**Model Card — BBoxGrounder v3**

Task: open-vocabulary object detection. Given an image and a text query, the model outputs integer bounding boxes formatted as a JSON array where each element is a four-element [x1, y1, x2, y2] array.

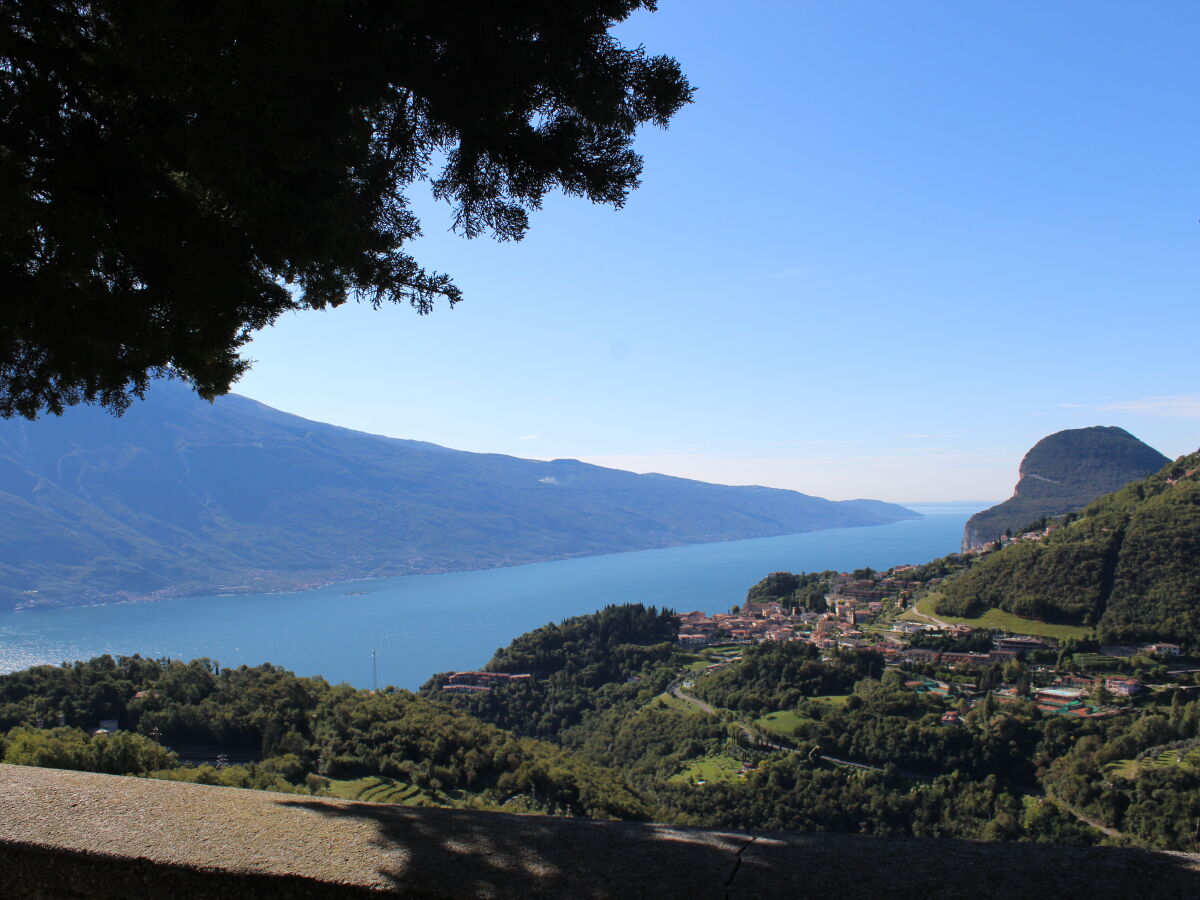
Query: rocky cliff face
[[962, 426, 1169, 550]]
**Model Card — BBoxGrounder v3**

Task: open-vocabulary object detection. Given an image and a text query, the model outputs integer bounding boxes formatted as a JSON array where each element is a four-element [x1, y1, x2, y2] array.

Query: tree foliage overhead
[[0, 1, 692, 417]]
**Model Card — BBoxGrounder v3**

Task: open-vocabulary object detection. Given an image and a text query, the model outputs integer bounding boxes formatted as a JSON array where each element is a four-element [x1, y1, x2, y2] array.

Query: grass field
[[1105, 758, 1141, 779], [753, 709, 813, 738], [1105, 746, 1200, 780], [669, 754, 746, 785], [1072, 652, 1126, 671], [811, 693, 852, 708], [326, 776, 428, 805], [902, 594, 1092, 640]]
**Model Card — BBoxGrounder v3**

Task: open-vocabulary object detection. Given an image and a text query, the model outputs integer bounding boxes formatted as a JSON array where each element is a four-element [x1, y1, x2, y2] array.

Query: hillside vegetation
[[10, 601, 1200, 852], [422, 604, 680, 740], [962, 427, 1169, 551], [0, 655, 645, 819], [939, 452, 1200, 644]]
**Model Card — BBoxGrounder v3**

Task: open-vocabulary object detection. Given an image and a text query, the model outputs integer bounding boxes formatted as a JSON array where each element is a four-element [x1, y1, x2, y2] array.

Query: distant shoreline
[[2, 512, 958, 617]]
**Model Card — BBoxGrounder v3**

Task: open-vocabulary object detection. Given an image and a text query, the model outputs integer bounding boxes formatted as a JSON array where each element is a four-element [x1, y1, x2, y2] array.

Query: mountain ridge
[[0, 382, 917, 610], [961, 426, 1169, 551], [939, 448, 1200, 642]]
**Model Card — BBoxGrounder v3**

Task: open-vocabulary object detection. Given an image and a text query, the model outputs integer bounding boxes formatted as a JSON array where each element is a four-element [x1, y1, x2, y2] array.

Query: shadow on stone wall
[[281, 797, 1200, 899], [280, 799, 748, 898], [4, 762, 1200, 899]]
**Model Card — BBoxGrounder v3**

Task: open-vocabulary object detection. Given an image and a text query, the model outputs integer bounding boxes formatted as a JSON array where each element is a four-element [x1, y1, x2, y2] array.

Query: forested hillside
[[423, 604, 680, 740], [962, 427, 1169, 551], [8, 595, 1200, 853], [939, 452, 1200, 643], [0, 655, 644, 819]]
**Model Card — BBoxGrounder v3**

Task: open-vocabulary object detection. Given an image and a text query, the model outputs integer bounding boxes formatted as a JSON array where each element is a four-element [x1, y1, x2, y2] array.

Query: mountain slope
[[938, 451, 1200, 643], [961, 426, 1169, 550], [0, 382, 916, 609]]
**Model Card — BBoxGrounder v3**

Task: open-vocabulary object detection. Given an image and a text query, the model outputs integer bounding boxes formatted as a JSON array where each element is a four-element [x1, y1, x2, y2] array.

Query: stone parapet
[[2, 764, 1199, 898]]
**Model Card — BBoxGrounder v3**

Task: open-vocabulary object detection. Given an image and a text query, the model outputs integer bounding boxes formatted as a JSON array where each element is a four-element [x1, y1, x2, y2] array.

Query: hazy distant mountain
[[961, 426, 1170, 550], [0, 382, 917, 610]]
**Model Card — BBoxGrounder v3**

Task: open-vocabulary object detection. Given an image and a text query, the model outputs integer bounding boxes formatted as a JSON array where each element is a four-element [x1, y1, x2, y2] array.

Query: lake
[[0, 503, 980, 688]]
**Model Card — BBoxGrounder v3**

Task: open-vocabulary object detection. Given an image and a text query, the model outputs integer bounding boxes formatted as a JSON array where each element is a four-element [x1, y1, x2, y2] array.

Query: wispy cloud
[[518, 434, 540, 441], [1061, 395, 1200, 418]]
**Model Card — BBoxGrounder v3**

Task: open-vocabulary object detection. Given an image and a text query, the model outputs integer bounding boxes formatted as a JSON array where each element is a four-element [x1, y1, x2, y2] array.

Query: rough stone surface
[[3, 764, 1200, 898]]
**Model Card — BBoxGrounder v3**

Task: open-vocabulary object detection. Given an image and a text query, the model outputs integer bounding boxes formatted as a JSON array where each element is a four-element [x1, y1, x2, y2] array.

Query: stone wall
[[2, 764, 1199, 898]]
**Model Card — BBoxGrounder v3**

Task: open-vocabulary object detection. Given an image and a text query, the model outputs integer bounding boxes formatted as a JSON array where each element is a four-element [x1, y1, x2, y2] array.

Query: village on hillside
[[435, 550, 1193, 719], [675, 564, 1192, 719], [434, 517, 1195, 722]]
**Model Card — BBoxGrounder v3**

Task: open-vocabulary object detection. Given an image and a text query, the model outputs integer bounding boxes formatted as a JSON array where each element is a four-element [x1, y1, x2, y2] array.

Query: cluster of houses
[[964, 522, 1061, 556], [1102, 642, 1183, 658], [677, 586, 1055, 672], [440, 671, 531, 694], [878, 634, 1048, 669], [677, 601, 823, 647], [677, 561, 1187, 688], [908, 672, 1144, 720], [677, 574, 919, 651]]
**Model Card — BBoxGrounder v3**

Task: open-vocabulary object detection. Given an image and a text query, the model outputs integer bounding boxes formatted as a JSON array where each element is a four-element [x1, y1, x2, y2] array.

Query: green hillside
[[938, 451, 1200, 644]]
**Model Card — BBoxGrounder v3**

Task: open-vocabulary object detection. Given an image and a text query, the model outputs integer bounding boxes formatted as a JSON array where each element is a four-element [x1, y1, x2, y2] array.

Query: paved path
[[1045, 791, 1127, 840], [673, 687, 770, 746], [672, 687, 716, 716], [674, 688, 935, 780], [903, 599, 954, 629]]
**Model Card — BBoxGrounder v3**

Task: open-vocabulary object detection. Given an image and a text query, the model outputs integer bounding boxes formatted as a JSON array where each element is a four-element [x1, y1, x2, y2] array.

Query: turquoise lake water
[[0, 503, 980, 688]]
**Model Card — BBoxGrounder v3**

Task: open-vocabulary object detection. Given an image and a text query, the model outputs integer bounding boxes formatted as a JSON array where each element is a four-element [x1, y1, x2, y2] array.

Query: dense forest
[[421, 604, 680, 740], [744, 570, 840, 611], [0, 654, 644, 819], [939, 452, 1200, 644]]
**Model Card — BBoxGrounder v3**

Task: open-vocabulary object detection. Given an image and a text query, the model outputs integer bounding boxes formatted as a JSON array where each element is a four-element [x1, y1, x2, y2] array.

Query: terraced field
[[326, 776, 429, 805], [1105, 745, 1200, 780]]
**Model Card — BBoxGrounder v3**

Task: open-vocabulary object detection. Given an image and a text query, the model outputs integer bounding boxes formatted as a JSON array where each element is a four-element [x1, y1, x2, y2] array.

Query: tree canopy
[[0, 1, 692, 417]]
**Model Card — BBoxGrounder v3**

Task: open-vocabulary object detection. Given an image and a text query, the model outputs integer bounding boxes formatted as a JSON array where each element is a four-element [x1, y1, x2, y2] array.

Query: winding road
[[671, 687, 917, 776]]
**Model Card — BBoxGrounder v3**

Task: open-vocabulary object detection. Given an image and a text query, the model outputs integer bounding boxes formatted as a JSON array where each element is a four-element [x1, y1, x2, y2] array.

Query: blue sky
[[236, 1, 1200, 503]]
